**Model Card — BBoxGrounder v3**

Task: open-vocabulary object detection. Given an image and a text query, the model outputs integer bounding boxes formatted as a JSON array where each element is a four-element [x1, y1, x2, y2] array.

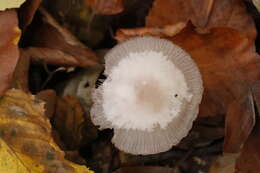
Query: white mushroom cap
[[91, 37, 203, 155]]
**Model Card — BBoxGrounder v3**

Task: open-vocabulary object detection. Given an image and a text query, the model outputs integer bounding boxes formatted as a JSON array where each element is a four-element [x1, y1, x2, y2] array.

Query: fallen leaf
[[85, 0, 124, 15], [146, 0, 256, 41], [236, 108, 260, 172], [115, 22, 187, 42], [208, 153, 239, 173], [0, 89, 93, 173], [21, 47, 98, 67], [224, 90, 255, 153], [170, 26, 260, 117], [53, 95, 98, 150], [11, 51, 30, 92], [115, 25, 260, 117], [44, 0, 110, 47], [65, 151, 87, 165], [251, 81, 260, 112], [36, 89, 57, 119], [18, 0, 42, 30], [0, 0, 26, 11], [25, 8, 100, 67], [0, 10, 21, 97]]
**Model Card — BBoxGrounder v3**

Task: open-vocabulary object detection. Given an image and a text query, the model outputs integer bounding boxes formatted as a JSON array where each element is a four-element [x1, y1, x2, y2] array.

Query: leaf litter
[[0, 0, 259, 173]]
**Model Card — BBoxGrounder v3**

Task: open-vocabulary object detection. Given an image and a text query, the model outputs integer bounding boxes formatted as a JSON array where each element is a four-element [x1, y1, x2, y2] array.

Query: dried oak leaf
[[0, 10, 21, 97], [235, 82, 260, 173], [0, 89, 93, 173], [115, 25, 260, 117], [18, 0, 42, 30], [25, 8, 100, 67], [85, 0, 124, 15], [146, 0, 256, 41], [0, 0, 26, 11], [53, 95, 98, 150], [224, 90, 255, 153]]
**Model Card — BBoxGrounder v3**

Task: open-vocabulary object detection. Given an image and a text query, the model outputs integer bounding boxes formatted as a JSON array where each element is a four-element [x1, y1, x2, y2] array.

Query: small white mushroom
[[91, 36, 203, 155]]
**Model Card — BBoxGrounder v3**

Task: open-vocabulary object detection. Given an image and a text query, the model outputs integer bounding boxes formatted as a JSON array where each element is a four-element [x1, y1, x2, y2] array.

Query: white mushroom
[[91, 36, 203, 155]]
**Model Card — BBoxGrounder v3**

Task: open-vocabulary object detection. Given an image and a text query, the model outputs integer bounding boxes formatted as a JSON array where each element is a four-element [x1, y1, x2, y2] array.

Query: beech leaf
[[146, 0, 256, 41], [0, 89, 93, 173]]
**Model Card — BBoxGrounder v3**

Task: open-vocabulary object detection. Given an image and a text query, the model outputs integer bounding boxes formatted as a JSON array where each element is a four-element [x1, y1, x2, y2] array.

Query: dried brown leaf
[[0, 10, 21, 97], [146, 0, 256, 41], [115, 25, 260, 117], [115, 22, 187, 42], [11, 51, 30, 92], [252, 81, 260, 112], [53, 95, 98, 150], [36, 89, 57, 119], [21, 47, 97, 67], [27, 8, 100, 67], [224, 91, 255, 153], [85, 0, 124, 15], [236, 108, 260, 172], [0, 89, 93, 173], [18, 0, 42, 30]]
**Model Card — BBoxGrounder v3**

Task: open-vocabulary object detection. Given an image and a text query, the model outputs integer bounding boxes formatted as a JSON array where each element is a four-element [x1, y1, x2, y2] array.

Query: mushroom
[[91, 36, 203, 155]]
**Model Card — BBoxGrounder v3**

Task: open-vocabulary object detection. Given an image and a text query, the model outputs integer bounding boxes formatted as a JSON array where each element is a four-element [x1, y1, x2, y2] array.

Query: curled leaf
[[26, 8, 100, 67], [146, 0, 256, 41], [0, 89, 93, 173], [224, 91, 255, 153]]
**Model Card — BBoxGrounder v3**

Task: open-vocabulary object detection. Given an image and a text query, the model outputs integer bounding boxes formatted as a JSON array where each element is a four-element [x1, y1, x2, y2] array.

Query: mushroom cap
[[91, 36, 203, 155]]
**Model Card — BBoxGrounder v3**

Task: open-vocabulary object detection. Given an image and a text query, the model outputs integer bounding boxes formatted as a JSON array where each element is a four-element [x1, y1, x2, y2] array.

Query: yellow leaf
[[0, 89, 93, 173], [0, 0, 26, 11], [253, 0, 260, 13]]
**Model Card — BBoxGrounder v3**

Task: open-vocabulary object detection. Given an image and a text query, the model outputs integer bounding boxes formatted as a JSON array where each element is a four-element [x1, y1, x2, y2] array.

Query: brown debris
[[115, 24, 260, 117], [27, 8, 100, 67], [236, 107, 260, 172], [114, 166, 181, 173], [85, 0, 124, 15], [18, 0, 42, 30], [146, 0, 256, 41], [0, 10, 20, 97], [36, 89, 57, 119], [11, 50, 30, 92], [115, 22, 187, 42], [224, 90, 255, 153], [53, 95, 98, 150]]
